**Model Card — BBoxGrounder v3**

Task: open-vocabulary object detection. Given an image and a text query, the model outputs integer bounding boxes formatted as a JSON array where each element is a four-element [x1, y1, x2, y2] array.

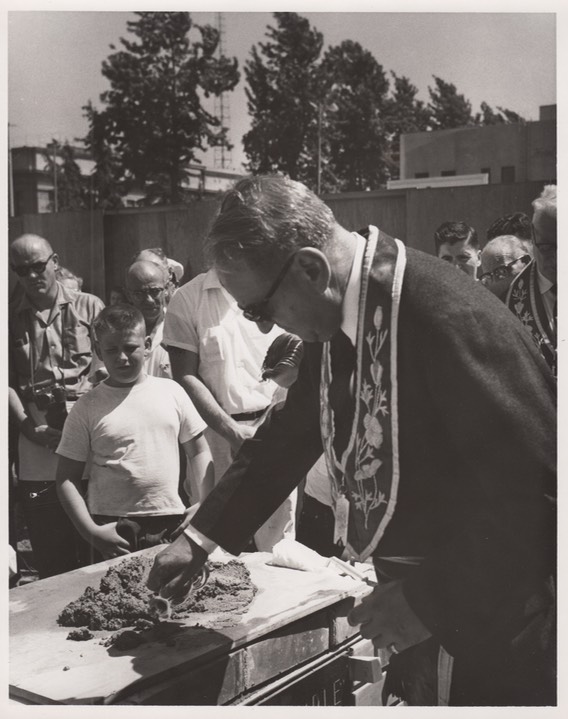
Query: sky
[[6, 4, 558, 172]]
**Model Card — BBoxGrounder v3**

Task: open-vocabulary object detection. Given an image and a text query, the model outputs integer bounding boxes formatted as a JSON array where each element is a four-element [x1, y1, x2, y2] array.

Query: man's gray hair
[[532, 185, 557, 218], [205, 175, 336, 271], [482, 234, 533, 259]]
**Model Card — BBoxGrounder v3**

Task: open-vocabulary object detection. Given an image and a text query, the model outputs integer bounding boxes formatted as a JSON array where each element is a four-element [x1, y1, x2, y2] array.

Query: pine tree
[[427, 75, 474, 130], [243, 12, 323, 182], [384, 73, 432, 180], [85, 12, 239, 205], [315, 40, 391, 192], [82, 101, 124, 209]]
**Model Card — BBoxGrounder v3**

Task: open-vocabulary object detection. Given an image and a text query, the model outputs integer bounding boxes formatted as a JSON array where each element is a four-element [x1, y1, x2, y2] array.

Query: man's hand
[[21, 420, 61, 451], [228, 422, 256, 452], [347, 580, 432, 653], [91, 522, 131, 559], [147, 533, 208, 604], [170, 504, 200, 541]]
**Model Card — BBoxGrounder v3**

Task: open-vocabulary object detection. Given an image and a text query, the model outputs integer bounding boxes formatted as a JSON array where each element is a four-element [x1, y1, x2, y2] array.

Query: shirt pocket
[[62, 323, 93, 364], [200, 326, 226, 364]]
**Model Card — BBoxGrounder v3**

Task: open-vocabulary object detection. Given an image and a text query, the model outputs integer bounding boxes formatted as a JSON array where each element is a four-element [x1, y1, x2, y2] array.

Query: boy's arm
[[56, 455, 130, 558], [181, 432, 215, 504], [170, 433, 214, 540]]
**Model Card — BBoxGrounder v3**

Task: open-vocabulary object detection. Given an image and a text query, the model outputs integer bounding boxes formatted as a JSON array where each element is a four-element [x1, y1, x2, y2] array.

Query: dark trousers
[[296, 493, 343, 559], [18, 481, 91, 579], [90, 514, 185, 564]]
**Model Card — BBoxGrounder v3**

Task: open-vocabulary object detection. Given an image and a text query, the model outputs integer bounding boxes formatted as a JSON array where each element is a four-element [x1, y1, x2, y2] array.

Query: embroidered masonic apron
[[320, 227, 406, 562], [507, 261, 556, 377]]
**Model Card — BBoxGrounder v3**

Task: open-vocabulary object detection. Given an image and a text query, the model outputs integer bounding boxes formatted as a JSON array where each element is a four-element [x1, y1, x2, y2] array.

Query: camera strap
[[28, 300, 68, 393]]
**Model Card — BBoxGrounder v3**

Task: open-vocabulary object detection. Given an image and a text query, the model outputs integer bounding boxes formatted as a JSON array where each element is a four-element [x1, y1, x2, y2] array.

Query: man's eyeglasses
[[241, 252, 298, 323], [11, 253, 55, 277], [479, 254, 531, 285], [131, 287, 165, 300]]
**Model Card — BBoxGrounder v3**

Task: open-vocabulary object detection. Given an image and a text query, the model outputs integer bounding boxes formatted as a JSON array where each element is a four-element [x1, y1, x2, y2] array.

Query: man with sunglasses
[[148, 175, 556, 706], [479, 234, 533, 300], [505, 185, 557, 377], [8, 233, 104, 578], [161, 262, 297, 550], [125, 259, 172, 378]]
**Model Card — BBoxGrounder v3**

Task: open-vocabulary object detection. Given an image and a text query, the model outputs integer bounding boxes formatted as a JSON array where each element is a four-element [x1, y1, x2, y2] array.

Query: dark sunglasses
[[241, 252, 298, 323], [11, 253, 55, 277], [479, 254, 531, 285], [131, 287, 165, 300]]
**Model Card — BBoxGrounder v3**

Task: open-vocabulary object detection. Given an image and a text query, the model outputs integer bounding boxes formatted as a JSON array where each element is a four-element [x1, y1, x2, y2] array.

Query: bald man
[[479, 235, 532, 300], [125, 260, 172, 378], [9, 234, 104, 578]]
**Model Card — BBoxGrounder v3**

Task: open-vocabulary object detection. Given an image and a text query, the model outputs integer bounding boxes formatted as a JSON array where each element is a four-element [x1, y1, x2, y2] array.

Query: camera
[[32, 383, 67, 411]]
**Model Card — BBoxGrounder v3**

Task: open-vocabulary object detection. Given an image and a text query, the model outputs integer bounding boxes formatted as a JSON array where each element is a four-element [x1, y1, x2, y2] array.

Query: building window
[[37, 191, 52, 214], [481, 167, 491, 183], [441, 170, 456, 177], [415, 172, 429, 179], [501, 166, 516, 184]]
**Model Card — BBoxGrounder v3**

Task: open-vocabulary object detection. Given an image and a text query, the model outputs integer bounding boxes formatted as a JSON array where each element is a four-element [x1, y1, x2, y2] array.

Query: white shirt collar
[[340, 232, 366, 346]]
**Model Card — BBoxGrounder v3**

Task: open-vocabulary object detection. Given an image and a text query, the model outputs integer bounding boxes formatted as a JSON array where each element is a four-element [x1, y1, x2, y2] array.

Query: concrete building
[[9, 144, 242, 216], [390, 105, 556, 190]]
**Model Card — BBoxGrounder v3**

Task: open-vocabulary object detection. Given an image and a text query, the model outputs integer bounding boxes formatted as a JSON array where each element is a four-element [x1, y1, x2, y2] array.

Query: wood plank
[[10, 547, 374, 704]]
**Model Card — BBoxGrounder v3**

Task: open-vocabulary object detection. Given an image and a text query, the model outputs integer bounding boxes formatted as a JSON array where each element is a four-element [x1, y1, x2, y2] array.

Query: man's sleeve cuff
[[183, 524, 219, 554]]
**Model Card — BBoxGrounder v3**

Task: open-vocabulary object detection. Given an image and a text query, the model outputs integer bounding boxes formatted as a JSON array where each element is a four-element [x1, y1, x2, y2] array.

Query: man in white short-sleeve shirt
[[163, 268, 296, 550]]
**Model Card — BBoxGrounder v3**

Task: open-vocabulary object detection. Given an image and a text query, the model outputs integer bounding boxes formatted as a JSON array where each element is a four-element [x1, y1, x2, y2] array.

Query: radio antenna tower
[[214, 12, 232, 170]]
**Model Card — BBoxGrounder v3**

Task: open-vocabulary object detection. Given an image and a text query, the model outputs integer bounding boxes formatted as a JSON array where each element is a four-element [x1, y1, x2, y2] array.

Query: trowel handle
[[191, 563, 210, 591]]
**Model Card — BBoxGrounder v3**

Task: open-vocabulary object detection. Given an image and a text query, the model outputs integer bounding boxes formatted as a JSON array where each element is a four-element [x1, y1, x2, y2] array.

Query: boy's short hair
[[433, 221, 478, 254], [92, 304, 145, 341]]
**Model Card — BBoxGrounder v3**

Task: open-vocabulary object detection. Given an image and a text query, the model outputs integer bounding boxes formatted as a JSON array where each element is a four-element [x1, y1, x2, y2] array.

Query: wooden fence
[[8, 180, 547, 300]]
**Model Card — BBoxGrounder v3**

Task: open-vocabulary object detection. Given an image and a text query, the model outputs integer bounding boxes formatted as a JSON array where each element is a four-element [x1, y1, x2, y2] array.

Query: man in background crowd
[[485, 211, 533, 243], [479, 235, 532, 300], [162, 264, 297, 550], [505, 185, 557, 377], [434, 220, 480, 279], [125, 259, 172, 379], [8, 234, 104, 578]]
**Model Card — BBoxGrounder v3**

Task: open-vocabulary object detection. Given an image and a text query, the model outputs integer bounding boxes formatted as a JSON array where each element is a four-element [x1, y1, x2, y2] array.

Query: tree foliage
[[475, 101, 526, 125], [244, 15, 527, 191], [85, 12, 239, 205], [243, 12, 323, 181], [82, 101, 124, 210], [384, 73, 432, 180], [43, 141, 87, 211], [315, 41, 391, 192], [427, 75, 475, 129]]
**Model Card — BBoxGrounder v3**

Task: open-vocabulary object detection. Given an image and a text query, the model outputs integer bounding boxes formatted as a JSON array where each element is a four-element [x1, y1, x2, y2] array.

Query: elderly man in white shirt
[[162, 267, 296, 550]]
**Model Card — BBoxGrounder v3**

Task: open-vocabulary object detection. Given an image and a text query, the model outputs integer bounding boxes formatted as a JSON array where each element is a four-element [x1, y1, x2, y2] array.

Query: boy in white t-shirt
[[56, 304, 213, 562]]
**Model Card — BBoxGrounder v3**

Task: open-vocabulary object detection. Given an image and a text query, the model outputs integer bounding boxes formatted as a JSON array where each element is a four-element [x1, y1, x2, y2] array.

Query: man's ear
[[293, 248, 330, 294], [52, 253, 60, 270], [144, 336, 152, 355]]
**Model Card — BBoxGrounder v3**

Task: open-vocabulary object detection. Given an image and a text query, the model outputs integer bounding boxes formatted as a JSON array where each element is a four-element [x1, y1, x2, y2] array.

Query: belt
[[231, 409, 266, 422]]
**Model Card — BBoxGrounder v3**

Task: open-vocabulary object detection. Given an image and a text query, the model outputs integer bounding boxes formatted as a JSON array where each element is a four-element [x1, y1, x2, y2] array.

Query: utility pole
[[317, 103, 323, 196], [8, 123, 16, 217], [52, 140, 59, 213]]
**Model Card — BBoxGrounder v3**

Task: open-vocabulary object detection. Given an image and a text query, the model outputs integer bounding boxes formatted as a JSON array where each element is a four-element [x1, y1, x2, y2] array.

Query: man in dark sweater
[[148, 175, 556, 706]]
